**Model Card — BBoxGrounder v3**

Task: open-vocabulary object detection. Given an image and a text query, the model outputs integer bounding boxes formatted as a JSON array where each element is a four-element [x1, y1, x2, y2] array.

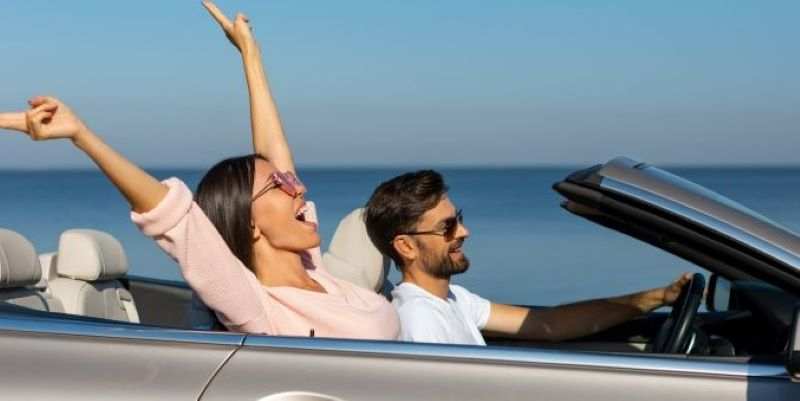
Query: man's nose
[[456, 222, 469, 239]]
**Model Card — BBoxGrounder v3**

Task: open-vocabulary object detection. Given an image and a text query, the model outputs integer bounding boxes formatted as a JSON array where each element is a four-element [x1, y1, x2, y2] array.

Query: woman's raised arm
[[0, 96, 168, 213], [203, 2, 296, 174]]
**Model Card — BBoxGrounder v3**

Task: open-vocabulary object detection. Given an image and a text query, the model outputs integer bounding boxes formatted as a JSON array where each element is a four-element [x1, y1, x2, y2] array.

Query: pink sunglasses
[[251, 171, 304, 202]]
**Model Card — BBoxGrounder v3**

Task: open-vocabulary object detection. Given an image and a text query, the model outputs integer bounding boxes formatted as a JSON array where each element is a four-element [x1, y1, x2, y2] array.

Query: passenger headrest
[[323, 208, 390, 293], [0, 229, 42, 289], [56, 229, 127, 281]]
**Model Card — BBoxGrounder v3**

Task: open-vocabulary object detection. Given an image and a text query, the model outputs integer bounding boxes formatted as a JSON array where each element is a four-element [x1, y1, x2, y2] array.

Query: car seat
[[0, 229, 64, 312], [322, 208, 393, 297], [48, 229, 139, 323]]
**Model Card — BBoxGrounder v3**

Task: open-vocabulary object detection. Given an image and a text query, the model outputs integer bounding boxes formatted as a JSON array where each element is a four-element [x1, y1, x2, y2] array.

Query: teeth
[[295, 205, 309, 218]]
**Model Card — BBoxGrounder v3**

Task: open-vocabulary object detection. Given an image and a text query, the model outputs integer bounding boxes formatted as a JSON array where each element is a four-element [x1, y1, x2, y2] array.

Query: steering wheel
[[651, 273, 705, 354]]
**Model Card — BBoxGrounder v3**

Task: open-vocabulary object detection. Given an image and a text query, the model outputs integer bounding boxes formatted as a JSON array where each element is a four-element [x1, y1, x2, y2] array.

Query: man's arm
[[483, 273, 692, 341]]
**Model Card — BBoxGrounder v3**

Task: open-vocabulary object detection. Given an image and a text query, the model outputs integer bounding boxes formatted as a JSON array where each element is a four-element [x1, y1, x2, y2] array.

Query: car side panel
[[0, 329, 237, 401], [202, 345, 767, 401]]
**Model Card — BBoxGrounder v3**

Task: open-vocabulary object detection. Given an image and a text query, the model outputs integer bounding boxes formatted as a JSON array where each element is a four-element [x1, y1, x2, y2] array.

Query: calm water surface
[[2, 167, 799, 305]]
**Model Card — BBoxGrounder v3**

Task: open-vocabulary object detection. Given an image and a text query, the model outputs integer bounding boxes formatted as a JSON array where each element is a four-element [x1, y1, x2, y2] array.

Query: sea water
[[2, 167, 799, 305]]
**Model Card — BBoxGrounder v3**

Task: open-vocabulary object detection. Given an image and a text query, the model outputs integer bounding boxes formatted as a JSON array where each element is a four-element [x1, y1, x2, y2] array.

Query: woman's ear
[[392, 236, 417, 264], [251, 220, 261, 242]]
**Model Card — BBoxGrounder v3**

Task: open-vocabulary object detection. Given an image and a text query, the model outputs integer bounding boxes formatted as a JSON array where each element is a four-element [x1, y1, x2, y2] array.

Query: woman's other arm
[[203, 2, 296, 174], [0, 96, 167, 213]]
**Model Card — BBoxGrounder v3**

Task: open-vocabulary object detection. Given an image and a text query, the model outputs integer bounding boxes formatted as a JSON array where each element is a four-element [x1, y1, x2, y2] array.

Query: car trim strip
[[0, 315, 245, 346], [243, 335, 788, 379]]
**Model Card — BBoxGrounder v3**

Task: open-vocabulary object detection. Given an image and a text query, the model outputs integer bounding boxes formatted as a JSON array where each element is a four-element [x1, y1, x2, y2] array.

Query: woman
[[0, 3, 399, 340]]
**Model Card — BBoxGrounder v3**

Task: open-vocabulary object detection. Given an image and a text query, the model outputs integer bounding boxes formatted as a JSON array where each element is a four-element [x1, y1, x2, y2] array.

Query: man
[[364, 170, 691, 345]]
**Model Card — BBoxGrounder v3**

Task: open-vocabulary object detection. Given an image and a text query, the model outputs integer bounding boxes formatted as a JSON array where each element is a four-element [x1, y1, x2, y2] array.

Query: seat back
[[0, 229, 64, 312], [322, 208, 391, 294], [48, 229, 139, 323]]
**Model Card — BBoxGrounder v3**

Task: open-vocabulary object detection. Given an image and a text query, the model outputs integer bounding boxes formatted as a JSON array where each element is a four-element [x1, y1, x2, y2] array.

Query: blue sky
[[1, 1, 798, 168]]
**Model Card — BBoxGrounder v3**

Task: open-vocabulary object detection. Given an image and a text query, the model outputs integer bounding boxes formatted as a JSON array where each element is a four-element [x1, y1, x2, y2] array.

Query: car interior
[[0, 205, 797, 365]]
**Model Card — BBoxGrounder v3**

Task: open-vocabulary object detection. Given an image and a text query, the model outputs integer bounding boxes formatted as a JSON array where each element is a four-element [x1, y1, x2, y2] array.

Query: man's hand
[[0, 96, 89, 143], [662, 272, 694, 306], [202, 2, 257, 54]]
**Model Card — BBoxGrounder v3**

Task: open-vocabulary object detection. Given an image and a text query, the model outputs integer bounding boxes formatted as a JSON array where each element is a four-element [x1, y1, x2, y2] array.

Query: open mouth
[[295, 204, 309, 222]]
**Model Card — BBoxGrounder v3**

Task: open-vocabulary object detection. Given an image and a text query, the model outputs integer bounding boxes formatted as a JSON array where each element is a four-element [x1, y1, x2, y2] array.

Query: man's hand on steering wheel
[[662, 272, 694, 306], [651, 272, 706, 354]]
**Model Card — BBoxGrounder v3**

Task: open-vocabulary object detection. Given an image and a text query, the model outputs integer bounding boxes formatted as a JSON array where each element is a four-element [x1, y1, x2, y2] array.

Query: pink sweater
[[131, 178, 399, 340]]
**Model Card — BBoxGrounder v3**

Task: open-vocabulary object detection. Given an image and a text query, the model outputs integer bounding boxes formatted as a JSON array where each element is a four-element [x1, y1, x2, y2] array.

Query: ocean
[[2, 167, 799, 306]]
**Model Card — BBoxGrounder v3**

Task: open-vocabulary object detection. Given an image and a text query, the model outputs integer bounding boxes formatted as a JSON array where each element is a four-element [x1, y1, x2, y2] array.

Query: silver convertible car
[[1, 157, 800, 401]]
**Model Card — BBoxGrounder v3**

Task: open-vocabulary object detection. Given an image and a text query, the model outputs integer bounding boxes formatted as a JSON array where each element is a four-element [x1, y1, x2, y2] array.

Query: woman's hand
[[0, 96, 89, 143], [202, 1, 257, 54]]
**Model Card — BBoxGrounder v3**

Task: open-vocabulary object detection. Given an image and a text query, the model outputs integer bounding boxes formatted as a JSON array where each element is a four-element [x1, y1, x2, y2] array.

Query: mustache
[[449, 239, 465, 251]]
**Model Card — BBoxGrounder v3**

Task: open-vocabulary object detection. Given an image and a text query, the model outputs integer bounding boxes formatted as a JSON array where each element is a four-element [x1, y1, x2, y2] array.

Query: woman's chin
[[275, 233, 321, 252], [305, 233, 321, 249]]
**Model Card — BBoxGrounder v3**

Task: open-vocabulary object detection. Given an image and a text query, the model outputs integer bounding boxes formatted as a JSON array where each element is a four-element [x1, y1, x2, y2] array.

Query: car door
[[200, 335, 799, 401], [0, 311, 244, 401]]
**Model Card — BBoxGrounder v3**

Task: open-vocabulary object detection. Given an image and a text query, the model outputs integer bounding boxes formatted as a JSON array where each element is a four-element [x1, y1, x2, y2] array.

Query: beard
[[419, 239, 470, 279]]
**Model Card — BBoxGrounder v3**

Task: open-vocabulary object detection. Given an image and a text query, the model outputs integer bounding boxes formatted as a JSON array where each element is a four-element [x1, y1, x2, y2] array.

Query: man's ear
[[393, 235, 417, 263]]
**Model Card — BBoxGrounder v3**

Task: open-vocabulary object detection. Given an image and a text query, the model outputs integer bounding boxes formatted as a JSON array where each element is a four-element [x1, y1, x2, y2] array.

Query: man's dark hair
[[364, 170, 448, 268], [195, 154, 265, 272]]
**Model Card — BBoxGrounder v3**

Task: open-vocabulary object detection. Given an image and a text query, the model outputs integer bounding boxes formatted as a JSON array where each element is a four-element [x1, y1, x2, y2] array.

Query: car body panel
[[0, 315, 243, 401], [202, 336, 800, 401]]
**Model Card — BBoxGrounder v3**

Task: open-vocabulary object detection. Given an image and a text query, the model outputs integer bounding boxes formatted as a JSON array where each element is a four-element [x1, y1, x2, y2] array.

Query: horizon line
[[3, 162, 800, 172]]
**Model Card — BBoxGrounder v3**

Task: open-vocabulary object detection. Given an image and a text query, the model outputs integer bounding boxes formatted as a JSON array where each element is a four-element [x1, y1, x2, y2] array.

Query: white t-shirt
[[391, 282, 491, 345]]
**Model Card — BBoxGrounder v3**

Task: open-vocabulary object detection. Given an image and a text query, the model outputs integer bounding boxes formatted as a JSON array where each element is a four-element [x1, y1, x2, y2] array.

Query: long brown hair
[[195, 154, 265, 271]]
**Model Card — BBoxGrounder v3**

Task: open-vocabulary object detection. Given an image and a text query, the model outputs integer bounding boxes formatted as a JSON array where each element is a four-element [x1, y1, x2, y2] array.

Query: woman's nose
[[295, 181, 308, 197]]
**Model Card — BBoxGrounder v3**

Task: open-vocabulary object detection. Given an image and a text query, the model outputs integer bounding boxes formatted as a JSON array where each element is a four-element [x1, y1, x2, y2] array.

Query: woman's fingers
[[27, 102, 56, 117], [26, 109, 54, 139], [0, 112, 28, 132], [233, 12, 253, 34], [202, 1, 233, 31], [28, 95, 59, 108]]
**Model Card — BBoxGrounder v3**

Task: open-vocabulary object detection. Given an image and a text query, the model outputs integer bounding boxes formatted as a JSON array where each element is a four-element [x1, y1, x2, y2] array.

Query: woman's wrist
[[71, 125, 96, 150], [240, 39, 261, 59]]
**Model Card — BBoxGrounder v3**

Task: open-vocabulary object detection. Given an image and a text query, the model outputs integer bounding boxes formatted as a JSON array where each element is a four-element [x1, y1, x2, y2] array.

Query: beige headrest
[[323, 208, 390, 293], [0, 229, 42, 289], [56, 229, 127, 281]]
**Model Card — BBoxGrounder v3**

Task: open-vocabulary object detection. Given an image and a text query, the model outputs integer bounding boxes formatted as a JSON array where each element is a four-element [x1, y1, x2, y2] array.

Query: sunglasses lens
[[445, 210, 463, 240], [275, 171, 303, 197]]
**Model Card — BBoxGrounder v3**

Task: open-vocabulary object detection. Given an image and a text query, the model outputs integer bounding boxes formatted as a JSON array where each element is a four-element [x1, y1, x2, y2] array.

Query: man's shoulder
[[393, 293, 443, 315], [391, 284, 448, 319], [392, 283, 434, 304], [448, 284, 484, 300]]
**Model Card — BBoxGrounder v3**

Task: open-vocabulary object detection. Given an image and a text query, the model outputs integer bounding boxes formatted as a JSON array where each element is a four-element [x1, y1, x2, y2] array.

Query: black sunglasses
[[399, 209, 463, 242]]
